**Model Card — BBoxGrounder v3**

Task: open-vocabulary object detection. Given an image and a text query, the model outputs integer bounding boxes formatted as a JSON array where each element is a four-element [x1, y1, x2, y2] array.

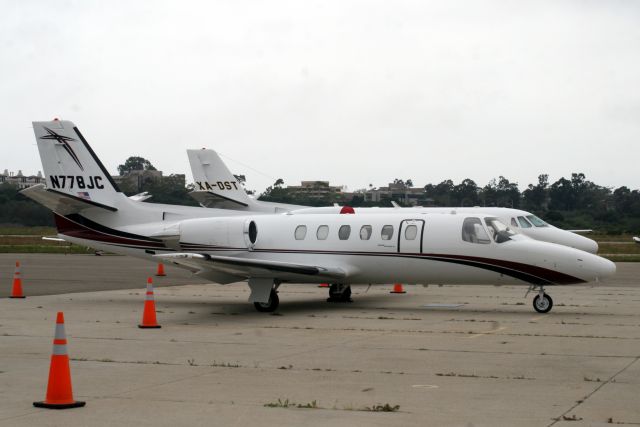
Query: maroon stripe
[[55, 214, 166, 249]]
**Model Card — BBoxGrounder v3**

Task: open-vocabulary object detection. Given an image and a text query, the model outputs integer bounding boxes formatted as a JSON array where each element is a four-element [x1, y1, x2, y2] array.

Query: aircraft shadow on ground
[[88, 291, 608, 325]]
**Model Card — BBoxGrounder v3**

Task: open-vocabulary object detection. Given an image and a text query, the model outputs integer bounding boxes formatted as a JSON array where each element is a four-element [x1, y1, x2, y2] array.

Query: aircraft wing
[[21, 184, 117, 215], [155, 252, 347, 281]]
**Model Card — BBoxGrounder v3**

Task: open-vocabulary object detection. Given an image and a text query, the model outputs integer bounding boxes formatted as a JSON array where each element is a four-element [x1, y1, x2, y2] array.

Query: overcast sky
[[2, 0, 639, 193]]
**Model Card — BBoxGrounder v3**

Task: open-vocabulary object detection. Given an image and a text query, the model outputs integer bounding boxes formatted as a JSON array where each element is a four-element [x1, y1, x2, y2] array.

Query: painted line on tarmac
[[467, 326, 507, 339]]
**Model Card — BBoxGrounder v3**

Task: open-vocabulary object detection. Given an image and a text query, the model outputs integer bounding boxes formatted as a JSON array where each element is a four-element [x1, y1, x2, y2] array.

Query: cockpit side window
[[517, 216, 532, 228], [485, 217, 516, 243], [526, 215, 548, 227], [511, 218, 518, 227], [461, 217, 491, 244]]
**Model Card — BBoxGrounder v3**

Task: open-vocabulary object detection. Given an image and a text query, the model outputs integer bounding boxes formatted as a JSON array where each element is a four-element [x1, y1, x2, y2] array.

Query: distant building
[[112, 169, 163, 193], [364, 182, 432, 206], [0, 170, 45, 189], [286, 181, 343, 198]]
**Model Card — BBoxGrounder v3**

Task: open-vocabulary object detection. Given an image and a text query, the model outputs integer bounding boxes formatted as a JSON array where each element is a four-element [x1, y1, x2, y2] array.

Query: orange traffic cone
[[139, 277, 161, 329], [10, 261, 25, 298], [390, 283, 406, 294], [318, 283, 330, 288], [155, 263, 166, 277], [33, 312, 85, 409]]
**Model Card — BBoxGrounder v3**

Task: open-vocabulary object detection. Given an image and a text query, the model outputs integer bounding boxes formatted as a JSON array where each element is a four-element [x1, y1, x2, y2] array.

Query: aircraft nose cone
[[582, 255, 616, 282], [573, 234, 599, 254], [597, 257, 617, 280]]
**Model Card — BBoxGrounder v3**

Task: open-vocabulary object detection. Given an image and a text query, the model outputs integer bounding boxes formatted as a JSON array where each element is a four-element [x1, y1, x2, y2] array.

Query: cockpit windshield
[[526, 215, 548, 227], [484, 217, 516, 243]]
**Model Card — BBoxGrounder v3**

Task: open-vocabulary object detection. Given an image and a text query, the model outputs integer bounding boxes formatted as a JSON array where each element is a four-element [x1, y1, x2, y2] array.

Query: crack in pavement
[[547, 355, 640, 427]]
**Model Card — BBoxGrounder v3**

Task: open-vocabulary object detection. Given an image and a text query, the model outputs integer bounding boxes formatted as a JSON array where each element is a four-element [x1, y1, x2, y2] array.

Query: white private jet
[[22, 120, 615, 314], [186, 148, 599, 254]]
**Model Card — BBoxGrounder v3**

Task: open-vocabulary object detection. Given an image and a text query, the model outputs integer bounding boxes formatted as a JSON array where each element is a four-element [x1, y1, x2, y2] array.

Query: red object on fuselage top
[[340, 206, 355, 214]]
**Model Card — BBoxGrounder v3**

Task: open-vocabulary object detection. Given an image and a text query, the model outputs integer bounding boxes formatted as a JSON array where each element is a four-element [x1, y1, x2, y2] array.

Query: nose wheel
[[533, 291, 553, 313]]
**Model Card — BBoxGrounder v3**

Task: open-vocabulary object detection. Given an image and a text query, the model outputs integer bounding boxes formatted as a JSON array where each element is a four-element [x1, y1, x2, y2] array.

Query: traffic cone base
[[34, 400, 86, 409], [10, 295, 26, 299], [390, 283, 406, 294], [138, 324, 161, 329], [318, 283, 330, 288]]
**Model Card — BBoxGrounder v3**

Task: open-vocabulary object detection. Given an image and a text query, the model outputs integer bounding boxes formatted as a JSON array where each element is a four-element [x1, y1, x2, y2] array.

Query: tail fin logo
[[40, 127, 84, 171]]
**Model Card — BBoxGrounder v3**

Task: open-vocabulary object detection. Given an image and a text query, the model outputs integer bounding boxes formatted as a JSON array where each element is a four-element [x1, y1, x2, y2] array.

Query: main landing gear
[[528, 285, 553, 314], [254, 285, 280, 312], [327, 283, 352, 303]]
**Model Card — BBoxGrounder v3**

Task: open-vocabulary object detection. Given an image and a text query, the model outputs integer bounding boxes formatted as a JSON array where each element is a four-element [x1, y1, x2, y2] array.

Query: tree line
[[259, 173, 640, 234], [1, 155, 638, 234]]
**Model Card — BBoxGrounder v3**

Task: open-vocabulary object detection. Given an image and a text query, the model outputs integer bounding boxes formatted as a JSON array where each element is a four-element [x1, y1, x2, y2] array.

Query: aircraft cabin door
[[398, 219, 425, 254]]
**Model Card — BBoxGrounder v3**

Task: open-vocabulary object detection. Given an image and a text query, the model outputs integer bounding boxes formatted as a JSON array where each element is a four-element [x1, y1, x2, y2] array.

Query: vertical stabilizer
[[32, 120, 121, 208], [187, 149, 252, 209]]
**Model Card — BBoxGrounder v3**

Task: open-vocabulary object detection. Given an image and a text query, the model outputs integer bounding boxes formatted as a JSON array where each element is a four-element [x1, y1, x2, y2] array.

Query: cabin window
[[339, 225, 351, 240], [404, 225, 418, 240], [294, 225, 307, 240], [316, 225, 329, 240], [511, 218, 518, 227], [381, 225, 394, 240], [517, 216, 532, 228], [360, 225, 372, 240], [526, 215, 548, 227], [461, 217, 491, 244]]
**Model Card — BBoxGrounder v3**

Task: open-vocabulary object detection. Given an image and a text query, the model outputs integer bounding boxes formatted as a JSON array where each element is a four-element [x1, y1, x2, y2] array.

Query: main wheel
[[254, 289, 279, 312], [328, 285, 352, 302], [533, 293, 553, 313]]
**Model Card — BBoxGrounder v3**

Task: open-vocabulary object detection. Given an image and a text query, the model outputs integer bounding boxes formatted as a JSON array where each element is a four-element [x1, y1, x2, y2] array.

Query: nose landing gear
[[528, 285, 553, 313]]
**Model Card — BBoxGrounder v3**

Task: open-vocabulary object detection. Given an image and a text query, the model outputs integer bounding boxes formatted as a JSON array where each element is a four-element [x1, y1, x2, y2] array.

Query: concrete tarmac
[[0, 255, 639, 426], [0, 254, 208, 297]]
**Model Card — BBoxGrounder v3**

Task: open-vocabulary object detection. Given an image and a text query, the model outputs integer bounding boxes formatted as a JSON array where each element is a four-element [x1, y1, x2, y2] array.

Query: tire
[[533, 293, 553, 313], [328, 285, 351, 302], [254, 289, 279, 312]]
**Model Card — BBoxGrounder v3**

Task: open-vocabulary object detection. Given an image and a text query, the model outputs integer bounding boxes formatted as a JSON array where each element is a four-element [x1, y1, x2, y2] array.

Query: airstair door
[[398, 219, 425, 254]]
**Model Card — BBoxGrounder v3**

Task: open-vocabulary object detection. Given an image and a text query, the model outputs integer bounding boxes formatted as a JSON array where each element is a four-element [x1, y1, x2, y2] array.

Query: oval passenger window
[[294, 225, 307, 240], [339, 225, 351, 240]]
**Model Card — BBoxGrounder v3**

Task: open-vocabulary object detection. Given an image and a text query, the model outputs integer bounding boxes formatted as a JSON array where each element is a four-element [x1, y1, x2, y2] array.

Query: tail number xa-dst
[[49, 175, 104, 189], [195, 181, 239, 191]]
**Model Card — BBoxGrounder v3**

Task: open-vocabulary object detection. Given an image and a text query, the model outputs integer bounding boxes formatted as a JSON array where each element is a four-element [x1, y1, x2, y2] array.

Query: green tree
[[117, 156, 157, 176], [453, 179, 479, 207], [523, 174, 549, 211]]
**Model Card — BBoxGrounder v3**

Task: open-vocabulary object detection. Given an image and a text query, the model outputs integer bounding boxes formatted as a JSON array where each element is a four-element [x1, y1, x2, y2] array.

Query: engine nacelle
[[178, 217, 257, 250]]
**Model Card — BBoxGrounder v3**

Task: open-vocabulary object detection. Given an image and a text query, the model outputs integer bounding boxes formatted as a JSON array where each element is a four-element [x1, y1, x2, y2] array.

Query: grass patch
[[0, 226, 56, 235], [0, 244, 93, 254]]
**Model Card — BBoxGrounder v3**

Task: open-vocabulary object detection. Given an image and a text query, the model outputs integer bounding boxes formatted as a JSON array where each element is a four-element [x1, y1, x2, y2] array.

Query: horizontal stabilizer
[[21, 184, 117, 215], [155, 252, 346, 281], [188, 190, 249, 209]]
